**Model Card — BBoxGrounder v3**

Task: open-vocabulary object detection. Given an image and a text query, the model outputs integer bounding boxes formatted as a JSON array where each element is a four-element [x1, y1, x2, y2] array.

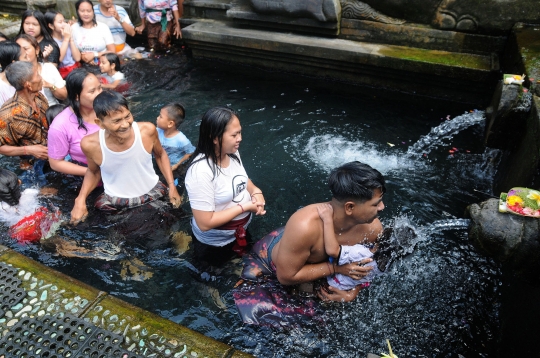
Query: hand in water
[[70, 200, 88, 226], [316, 203, 333, 223], [317, 284, 359, 303], [169, 186, 181, 208]]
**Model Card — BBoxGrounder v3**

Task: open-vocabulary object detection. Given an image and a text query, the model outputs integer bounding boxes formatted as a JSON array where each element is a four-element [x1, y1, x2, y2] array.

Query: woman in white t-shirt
[[71, 0, 115, 65], [185, 107, 266, 272], [15, 34, 67, 106]]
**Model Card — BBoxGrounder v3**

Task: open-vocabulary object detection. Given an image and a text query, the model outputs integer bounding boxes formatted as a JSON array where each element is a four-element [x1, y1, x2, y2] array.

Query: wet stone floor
[[0, 245, 250, 358]]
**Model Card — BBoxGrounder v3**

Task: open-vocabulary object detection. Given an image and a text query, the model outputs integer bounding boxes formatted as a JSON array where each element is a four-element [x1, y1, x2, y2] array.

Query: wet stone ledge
[[0, 245, 252, 358]]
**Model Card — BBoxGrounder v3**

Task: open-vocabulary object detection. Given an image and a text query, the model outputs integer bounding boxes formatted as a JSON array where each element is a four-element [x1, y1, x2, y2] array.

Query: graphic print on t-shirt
[[232, 174, 247, 203]]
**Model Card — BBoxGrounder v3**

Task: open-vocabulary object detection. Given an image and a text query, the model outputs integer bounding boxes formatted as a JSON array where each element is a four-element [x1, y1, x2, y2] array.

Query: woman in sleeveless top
[[185, 107, 266, 272]]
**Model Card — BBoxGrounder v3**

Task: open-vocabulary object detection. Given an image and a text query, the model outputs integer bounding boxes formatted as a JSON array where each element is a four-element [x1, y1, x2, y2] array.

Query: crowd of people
[[0, 2, 390, 315]]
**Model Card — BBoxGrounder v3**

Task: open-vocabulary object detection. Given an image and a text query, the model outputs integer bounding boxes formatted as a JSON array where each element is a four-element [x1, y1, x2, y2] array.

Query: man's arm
[[70, 136, 101, 225], [142, 122, 181, 207], [272, 215, 333, 285], [0, 145, 48, 159]]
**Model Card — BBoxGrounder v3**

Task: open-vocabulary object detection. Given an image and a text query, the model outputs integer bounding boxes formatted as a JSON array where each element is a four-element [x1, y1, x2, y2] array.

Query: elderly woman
[[47, 68, 103, 176], [0, 61, 48, 161], [18, 10, 61, 67], [71, 0, 115, 65], [15, 34, 66, 106], [185, 107, 266, 272], [0, 42, 26, 107]]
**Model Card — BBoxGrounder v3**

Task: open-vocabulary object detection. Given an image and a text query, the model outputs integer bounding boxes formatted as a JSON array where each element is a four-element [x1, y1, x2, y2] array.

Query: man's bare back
[[271, 200, 383, 285]]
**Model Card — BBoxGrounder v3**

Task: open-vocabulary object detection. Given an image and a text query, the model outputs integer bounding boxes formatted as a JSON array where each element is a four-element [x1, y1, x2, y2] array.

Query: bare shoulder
[[349, 218, 383, 245], [80, 132, 100, 153], [281, 204, 322, 245], [137, 122, 157, 136]]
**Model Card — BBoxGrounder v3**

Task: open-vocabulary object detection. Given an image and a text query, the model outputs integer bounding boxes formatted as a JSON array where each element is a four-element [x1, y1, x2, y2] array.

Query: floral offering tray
[[499, 187, 540, 217]]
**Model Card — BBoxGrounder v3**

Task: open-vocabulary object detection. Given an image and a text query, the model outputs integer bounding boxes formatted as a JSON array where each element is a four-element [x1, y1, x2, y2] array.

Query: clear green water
[[0, 52, 501, 357]]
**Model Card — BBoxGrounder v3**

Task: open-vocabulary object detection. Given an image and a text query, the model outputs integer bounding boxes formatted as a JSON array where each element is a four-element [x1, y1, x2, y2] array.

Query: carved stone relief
[[248, 0, 341, 22], [340, 0, 405, 25]]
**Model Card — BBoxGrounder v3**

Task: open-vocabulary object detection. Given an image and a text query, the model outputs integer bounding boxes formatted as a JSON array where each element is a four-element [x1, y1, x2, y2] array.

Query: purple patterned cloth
[[233, 227, 323, 327]]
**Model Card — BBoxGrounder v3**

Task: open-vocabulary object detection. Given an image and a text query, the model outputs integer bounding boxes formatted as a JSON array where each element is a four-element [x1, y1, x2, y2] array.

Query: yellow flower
[[507, 195, 524, 207], [527, 190, 540, 206]]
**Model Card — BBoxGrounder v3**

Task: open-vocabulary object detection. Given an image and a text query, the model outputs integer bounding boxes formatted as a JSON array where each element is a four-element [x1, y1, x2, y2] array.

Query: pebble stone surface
[[0, 249, 244, 358]]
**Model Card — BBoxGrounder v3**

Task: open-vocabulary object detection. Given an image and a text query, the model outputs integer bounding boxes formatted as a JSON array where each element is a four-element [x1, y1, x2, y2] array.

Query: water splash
[[0, 189, 40, 226], [407, 110, 485, 155], [292, 134, 416, 175]]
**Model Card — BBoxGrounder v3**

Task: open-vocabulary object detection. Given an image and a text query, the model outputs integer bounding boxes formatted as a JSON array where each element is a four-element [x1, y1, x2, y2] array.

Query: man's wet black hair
[[328, 161, 386, 203], [0, 168, 21, 207], [93, 90, 129, 120]]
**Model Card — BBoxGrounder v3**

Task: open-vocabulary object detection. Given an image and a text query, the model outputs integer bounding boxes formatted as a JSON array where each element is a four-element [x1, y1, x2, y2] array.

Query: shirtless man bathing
[[246, 161, 385, 302]]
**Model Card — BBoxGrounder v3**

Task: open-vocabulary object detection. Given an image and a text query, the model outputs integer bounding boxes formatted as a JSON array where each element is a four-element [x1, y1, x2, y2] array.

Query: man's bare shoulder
[[281, 204, 323, 243], [80, 132, 100, 154], [137, 121, 157, 135]]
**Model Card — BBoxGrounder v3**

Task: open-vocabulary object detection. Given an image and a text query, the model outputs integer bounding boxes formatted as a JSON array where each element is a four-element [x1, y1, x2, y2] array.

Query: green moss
[[379, 46, 491, 70], [515, 25, 540, 79]]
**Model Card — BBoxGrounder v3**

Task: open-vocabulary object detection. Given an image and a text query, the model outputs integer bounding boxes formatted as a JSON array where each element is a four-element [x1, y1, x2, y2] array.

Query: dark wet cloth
[[94, 181, 167, 212], [233, 227, 323, 327], [233, 279, 322, 327], [240, 226, 284, 280], [146, 20, 173, 51]]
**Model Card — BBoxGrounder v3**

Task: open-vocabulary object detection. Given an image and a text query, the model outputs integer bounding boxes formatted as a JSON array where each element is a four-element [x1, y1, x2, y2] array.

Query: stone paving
[[0, 244, 252, 358]]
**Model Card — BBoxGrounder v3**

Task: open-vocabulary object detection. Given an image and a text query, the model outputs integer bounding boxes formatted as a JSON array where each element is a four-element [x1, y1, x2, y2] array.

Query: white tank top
[[99, 121, 158, 198]]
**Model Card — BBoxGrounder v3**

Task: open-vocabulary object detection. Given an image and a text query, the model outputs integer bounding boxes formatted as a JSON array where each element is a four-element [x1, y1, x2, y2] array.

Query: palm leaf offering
[[499, 187, 540, 217]]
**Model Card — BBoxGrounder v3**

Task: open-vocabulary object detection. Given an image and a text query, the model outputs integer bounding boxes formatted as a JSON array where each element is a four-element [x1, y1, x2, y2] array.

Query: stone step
[[183, 20, 498, 103], [340, 18, 507, 56]]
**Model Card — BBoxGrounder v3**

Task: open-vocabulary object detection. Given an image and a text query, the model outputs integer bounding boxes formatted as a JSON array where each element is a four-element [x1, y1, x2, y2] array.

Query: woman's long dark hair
[[0, 42, 21, 70], [44, 10, 60, 36], [75, 0, 97, 27], [66, 68, 94, 132], [18, 10, 57, 45], [14, 33, 43, 63], [188, 106, 241, 179]]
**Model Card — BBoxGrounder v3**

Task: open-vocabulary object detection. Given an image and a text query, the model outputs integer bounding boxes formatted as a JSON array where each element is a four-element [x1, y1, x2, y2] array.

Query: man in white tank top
[[69, 90, 180, 224]]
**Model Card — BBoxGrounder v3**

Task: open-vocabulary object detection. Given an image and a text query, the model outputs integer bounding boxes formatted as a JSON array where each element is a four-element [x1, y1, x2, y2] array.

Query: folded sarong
[[95, 181, 167, 212]]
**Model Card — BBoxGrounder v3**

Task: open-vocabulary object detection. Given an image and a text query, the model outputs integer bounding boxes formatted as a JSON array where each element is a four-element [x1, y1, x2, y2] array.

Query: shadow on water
[[0, 49, 505, 357]]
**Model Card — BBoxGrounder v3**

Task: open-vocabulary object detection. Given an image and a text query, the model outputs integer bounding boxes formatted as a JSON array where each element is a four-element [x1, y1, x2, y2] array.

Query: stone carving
[[434, 9, 478, 32], [340, 0, 405, 25], [248, 0, 341, 22]]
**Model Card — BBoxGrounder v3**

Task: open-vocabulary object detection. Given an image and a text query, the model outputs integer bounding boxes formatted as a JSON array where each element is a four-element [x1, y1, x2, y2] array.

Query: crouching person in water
[[70, 90, 180, 225]]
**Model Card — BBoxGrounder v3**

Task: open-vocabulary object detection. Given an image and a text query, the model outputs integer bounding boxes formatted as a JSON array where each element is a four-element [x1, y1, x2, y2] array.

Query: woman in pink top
[[47, 68, 103, 176]]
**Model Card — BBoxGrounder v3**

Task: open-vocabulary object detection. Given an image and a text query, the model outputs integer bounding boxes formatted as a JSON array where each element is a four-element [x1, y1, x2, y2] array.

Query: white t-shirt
[[185, 152, 252, 246], [71, 22, 114, 53], [0, 78, 15, 107], [40, 62, 66, 106]]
